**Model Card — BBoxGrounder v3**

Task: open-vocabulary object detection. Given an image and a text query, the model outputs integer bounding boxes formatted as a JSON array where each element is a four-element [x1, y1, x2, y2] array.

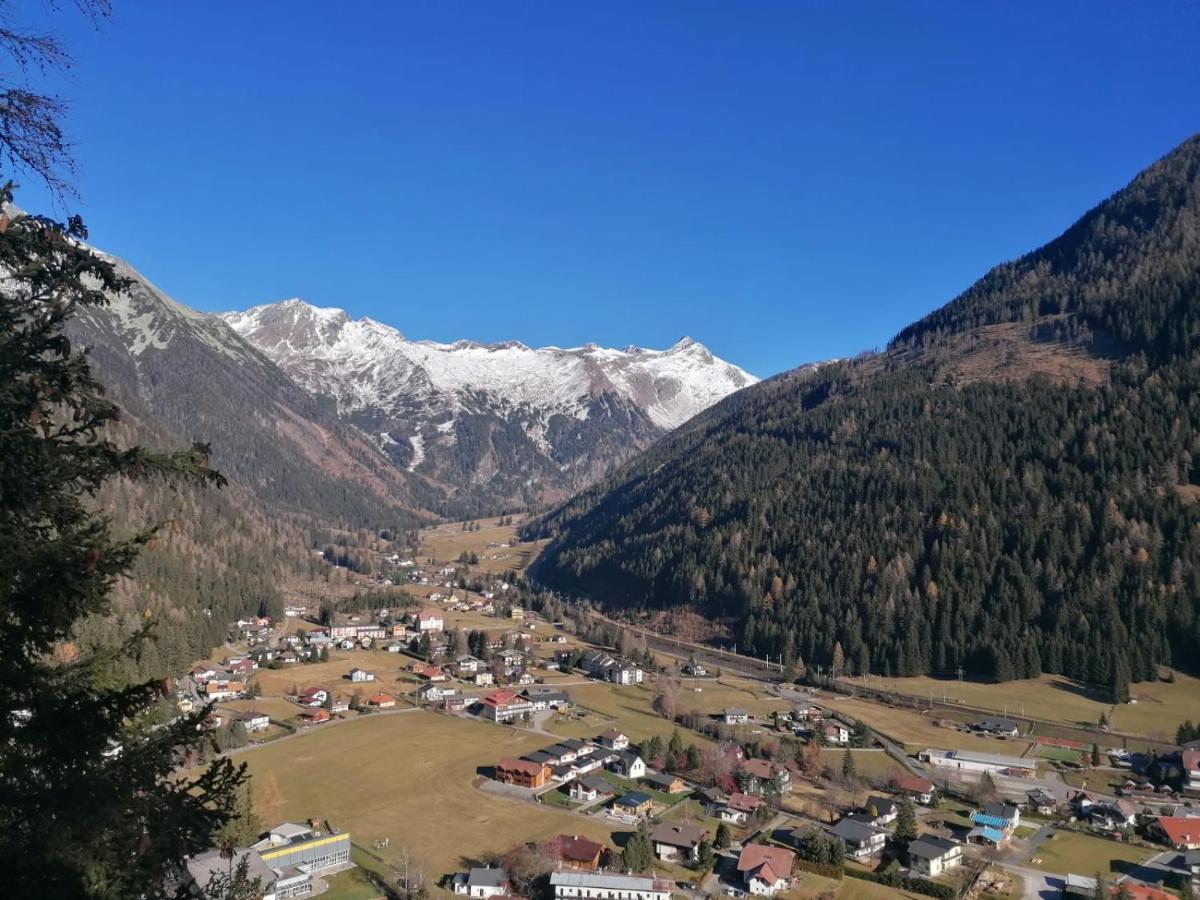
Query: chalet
[[227, 658, 257, 677], [830, 818, 887, 859], [443, 695, 471, 712], [480, 689, 534, 723], [894, 774, 937, 805], [412, 611, 444, 632], [365, 693, 396, 709], [610, 752, 647, 779], [719, 792, 762, 825], [793, 703, 822, 722], [473, 672, 495, 687], [204, 680, 245, 701], [569, 775, 614, 804], [299, 708, 330, 726], [644, 772, 687, 794], [549, 872, 671, 900], [736, 844, 794, 896], [907, 837, 962, 878], [613, 791, 653, 818], [597, 729, 629, 751], [409, 663, 447, 681], [452, 868, 511, 899], [547, 834, 605, 870], [1026, 788, 1058, 815], [495, 757, 550, 789], [330, 695, 350, 713], [822, 722, 850, 745], [1089, 799, 1138, 832], [416, 683, 445, 703], [455, 655, 483, 674], [862, 796, 898, 826], [1151, 816, 1200, 850], [723, 708, 751, 725], [651, 822, 707, 863], [349, 668, 375, 683]]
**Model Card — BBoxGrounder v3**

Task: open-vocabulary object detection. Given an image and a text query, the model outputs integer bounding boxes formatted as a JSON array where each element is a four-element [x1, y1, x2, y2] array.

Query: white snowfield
[[221, 299, 756, 430]]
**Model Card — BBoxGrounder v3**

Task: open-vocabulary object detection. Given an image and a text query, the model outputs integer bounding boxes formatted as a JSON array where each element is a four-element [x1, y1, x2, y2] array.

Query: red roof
[[1183, 750, 1200, 772], [895, 773, 936, 794], [739, 758, 778, 780], [1155, 816, 1200, 846], [547, 834, 604, 863], [366, 693, 396, 705], [737, 844, 794, 876], [727, 792, 763, 813], [1114, 886, 1176, 900], [483, 689, 521, 708], [496, 757, 547, 777]]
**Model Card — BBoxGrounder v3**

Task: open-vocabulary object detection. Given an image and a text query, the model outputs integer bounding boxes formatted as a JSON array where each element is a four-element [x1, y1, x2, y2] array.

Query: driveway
[[998, 862, 1067, 900]]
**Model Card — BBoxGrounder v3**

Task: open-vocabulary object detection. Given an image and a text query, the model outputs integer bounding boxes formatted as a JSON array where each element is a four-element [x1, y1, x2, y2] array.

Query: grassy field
[[863, 672, 1200, 740], [819, 696, 1036, 754], [252, 652, 422, 700], [818, 748, 907, 783], [418, 517, 546, 576], [546, 681, 711, 747], [1027, 830, 1158, 875], [237, 711, 630, 883], [673, 677, 792, 719], [220, 696, 302, 721]]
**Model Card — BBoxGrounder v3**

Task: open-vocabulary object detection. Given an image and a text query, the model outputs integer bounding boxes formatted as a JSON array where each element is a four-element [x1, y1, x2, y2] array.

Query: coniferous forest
[[526, 134, 1200, 691]]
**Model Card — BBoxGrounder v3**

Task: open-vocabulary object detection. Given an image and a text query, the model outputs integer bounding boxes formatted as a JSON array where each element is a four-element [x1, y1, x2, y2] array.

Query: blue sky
[[15, 1, 1200, 376]]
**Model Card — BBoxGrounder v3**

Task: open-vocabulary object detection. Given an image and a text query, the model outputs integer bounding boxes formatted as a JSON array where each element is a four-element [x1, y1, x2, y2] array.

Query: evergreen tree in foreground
[[0, 192, 244, 898]]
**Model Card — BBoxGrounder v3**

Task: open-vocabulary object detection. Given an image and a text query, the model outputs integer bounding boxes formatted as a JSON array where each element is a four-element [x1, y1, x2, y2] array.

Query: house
[[455, 655, 483, 674], [1151, 816, 1200, 850], [473, 672, 495, 687], [793, 703, 822, 722], [972, 802, 1020, 833], [862, 796, 898, 826], [736, 844, 795, 896], [480, 689, 534, 723], [830, 818, 887, 859], [546, 833, 605, 870], [723, 708, 751, 725], [739, 758, 790, 794], [823, 722, 850, 745], [613, 791, 654, 818], [965, 826, 1007, 847], [610, 752, 647, 779], [495, 757, 551, 788], [682, 661, 708, 677], [894, 774, 937, 805], [1063, 875, 1098, 900], [651, 822, 707, 863], [1089, 799, 1138, 832], [609, 661, 644, 685], [597, 729, 629, 751], [522, 686, 572, 710], [299, 708, 330, 726], [204, 680, 245, 701], [349, 668, 375, 683], [416, 683, 445, 703], [336, 638, 356, 650], [1184, 751, 1200, 793], [907, 837, 962, 878], [409, 662, 447, 681], [443, 695, 471, 712], [452, 868, 511, 899], [974, 716, 1021, 738], [330, 695, 350, 713], [644, 772, 687, 794], [1026, 788, 1058, 815], [412, 610, 444, 632], [549, 871, 671, 900], [719, 792, 762, 825], [237, 711, 270, 733], [298, 687, 329, 707], [1185, 849, 1200, 885], [569, 776, 614, 804], [365, 693, 396, 709]]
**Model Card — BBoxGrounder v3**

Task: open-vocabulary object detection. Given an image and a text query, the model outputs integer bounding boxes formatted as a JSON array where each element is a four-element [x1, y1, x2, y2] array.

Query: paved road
[[997, 862, 1066, 900]]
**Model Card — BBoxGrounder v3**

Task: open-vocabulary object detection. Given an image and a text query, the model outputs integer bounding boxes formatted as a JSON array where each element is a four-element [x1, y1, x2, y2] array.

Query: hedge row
[[793, 858, 844, 880], [843, 867, 956, 900]]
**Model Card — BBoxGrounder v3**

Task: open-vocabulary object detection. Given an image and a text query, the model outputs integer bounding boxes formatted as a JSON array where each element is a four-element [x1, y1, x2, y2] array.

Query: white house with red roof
[[737, 844, 794, 896], [480, 689, 534, 723]]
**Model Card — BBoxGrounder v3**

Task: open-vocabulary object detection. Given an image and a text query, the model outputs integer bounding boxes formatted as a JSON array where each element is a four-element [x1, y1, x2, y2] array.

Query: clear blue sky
[[15, 1, 1200, 377]]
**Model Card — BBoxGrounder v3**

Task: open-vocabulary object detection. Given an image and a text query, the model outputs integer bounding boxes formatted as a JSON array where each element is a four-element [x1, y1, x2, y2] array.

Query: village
[[178, 517, 1200, 900]]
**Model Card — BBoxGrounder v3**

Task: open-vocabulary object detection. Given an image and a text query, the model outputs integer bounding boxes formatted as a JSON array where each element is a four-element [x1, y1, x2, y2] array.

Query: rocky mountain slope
[[526, 133, 1200, 688], [222, 299, 756, 512]]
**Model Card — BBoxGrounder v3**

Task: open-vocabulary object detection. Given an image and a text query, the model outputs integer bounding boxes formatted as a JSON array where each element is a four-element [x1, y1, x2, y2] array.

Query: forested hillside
[[526, 134, 1200, 691]]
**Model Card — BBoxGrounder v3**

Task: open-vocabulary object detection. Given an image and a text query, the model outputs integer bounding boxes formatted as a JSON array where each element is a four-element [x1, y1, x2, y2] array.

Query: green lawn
[[595, 770, 692, 807], [1037, 745, 1083, 764], [538, 786, 580, 809], [1029, 830, 1157, 875]]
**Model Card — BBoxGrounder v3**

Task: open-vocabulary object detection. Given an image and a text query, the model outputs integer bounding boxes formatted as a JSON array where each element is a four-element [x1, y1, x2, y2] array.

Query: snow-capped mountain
[[222, 299, 757, 507]]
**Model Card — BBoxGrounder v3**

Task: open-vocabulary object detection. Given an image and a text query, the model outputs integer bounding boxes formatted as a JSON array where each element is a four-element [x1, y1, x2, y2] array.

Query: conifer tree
[[0, 192, 244, 896]]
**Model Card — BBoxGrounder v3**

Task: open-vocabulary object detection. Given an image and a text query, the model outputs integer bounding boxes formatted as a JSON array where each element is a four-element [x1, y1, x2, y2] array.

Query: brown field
[[252, 651, 417, 699], [818, 748, 907, 784], [418, 516, 546, 575], [237, 711, 629, 883], [821, 695, 1036, 754], [220, 697, 303, 722], [673, 677, 792, 719], [863, 671, 1200, 740], [546, 681, 712, 747]]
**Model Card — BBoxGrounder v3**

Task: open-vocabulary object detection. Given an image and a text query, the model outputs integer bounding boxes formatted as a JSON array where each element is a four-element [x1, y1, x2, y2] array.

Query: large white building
[[550, 872, 672, 900], [918, 748, 1037, 776]]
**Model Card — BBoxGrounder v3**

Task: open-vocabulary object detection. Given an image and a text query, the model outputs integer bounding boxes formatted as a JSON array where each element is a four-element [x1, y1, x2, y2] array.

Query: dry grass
[[673, 677, 792, 719], [252, 651, 419, 700], [546, 681, 711, 747], [1027, 830, 1157, 875], [821, 695, 1036, 754], [818, 748, 907, 783], [219, 697, 303, 722], [238, 711, 629, 881], [863, 672, 1200, 740], [418, 517, 545, 576]]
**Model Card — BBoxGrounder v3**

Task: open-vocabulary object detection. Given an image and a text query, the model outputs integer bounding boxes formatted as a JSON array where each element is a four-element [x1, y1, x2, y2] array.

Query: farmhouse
[[831, 818, 887, 859], [549, 872, 671, 900], [919, 748, 1038, 776], [736, 844, 795, 896], [547, 834, 605, 870], [907, 837, 962, 878], [495, 757, 551, 788], [651, 822, 707, 863]]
